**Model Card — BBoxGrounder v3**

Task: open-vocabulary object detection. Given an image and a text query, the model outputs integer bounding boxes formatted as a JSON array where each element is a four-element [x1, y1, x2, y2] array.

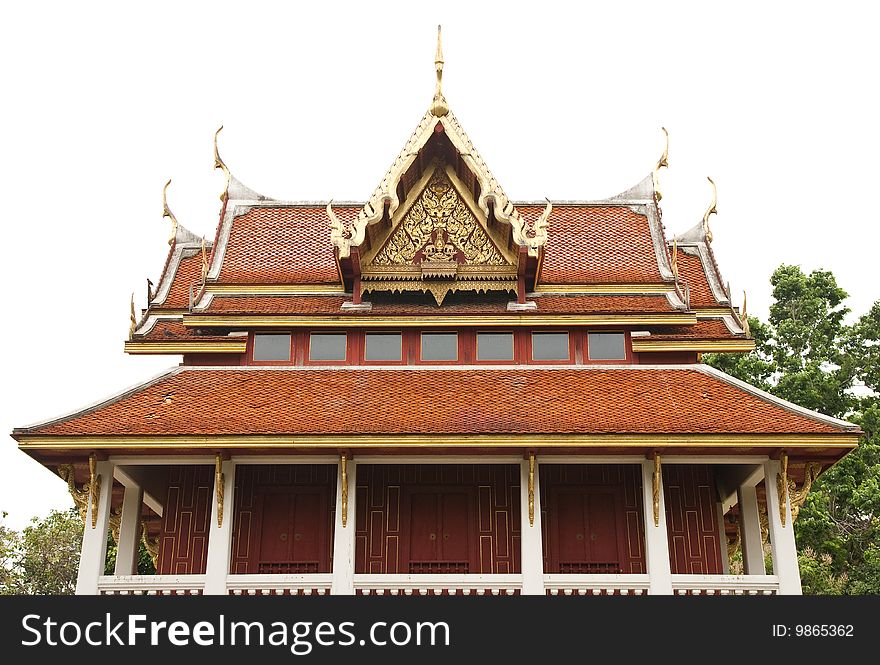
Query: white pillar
[[75, 460, 115, 595], [114, 484, 144, 576], [763, 460, 802, 595], [715, 502, 730, 575], [641, 459, 673, 594], [519, 457, 545, 595], [737, 483, 765, 575], [204, 460, 235, 596], [331, 458, 357, 595]]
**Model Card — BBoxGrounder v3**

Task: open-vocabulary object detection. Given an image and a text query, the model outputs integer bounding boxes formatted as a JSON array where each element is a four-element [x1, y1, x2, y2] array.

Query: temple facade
[[12, 30, 860, 596]]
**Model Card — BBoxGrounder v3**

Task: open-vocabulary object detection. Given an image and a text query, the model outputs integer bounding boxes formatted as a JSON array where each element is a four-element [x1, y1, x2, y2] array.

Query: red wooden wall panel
[[539, 464, 646, 574], [158, 465, 212, 575], [355, 464, 520, 574], [230, 464, 336, 574], [663, 464, 723, 574]]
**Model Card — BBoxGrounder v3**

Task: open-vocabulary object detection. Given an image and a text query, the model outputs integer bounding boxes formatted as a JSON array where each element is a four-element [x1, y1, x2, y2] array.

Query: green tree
[[0, 508, 82, 595], [705, 265, 880, 594]]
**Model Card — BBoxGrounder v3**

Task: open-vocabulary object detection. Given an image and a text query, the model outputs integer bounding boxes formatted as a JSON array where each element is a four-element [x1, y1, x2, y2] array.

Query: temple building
[[12, 29, 861, 596]]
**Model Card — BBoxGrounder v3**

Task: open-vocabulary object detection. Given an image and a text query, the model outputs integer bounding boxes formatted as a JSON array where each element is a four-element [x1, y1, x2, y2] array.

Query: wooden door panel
[[291, 491, 322, 562], [409, 492, 439, 562], [555, 491, 587, 564], [257, 493, 291, 563], [551, 487, 623, 573], [440, 491, 470, 561], [587, 491, 619, 566]]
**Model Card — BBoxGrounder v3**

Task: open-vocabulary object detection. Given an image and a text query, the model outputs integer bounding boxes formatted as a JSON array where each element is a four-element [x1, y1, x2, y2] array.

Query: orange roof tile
[[139, 320, 232, 342], [155, 252, 203, 311], [197, 293, 680, 316], [677, 250, 721, 307], [642, 318, 740, 341], [217, 206, 356, 285], [529, 205, 665, 285], [16, 366, 856, 438]]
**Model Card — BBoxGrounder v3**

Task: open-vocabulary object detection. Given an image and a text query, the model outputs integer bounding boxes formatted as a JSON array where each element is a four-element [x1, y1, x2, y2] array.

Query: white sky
[[1, 1, 878, 530]]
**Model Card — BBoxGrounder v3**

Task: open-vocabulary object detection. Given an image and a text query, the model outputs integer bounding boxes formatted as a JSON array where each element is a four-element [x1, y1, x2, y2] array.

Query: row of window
[[253, 331, 626, 363]]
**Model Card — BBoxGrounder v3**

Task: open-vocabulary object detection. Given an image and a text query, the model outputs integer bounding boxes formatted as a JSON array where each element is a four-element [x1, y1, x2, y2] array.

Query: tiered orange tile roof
[[14, 366, 857, 438]]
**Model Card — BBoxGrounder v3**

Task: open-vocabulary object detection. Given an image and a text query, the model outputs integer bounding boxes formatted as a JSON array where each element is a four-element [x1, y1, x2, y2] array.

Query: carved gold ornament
[[129, 293, 137, 339], [57, 464, 89, 524], [340, 454, 348, 528], [787, 462, 823, 522], [702, 176, 717, 243], [431, 25, 448, 117], [776, 454, 790, 526], [109, 506, 123, 544], [372, 170, 507, 269], [141, 521, 159, 568], [528, 454, 536, 527], [653, 127, 669, 201], [215, 454, 224, 527], [726, 525, 741, 564], [162, 179, 178, 246], [740, 291, 751, 337], [88, 453, 102, 529], [361, 279, 516, 307], [652, 455, 662, 527], [214, 125, 231, 204]]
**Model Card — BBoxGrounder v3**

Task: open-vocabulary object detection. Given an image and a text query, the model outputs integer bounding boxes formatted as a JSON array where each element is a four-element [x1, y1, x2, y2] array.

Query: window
[[588, 332, 626, 360], [531, 332, 570, 361], [253, 334, 291, 362], [421, 332, 458, 361], [309, 333, 347, 361], [476, 332, 514, 361], [364, 332, 402, 361]]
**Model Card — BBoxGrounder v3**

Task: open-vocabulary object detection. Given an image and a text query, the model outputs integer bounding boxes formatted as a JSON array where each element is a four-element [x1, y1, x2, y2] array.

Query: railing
[[97, 575, 205, 595], [672, 575, 780, 595], [227, 574, 333, 596], [353, 574, 521, 595], [543, 574, 650, 596]]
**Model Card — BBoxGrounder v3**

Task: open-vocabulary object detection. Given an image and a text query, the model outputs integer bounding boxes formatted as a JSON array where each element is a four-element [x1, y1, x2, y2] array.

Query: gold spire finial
[[162, 179, 178, 246], [653, 127, 669, 201], [214, 125, 231, 204], [670, 238, 678, 281], [741, 290, 750, 337], [201, 236, 209, 284], [430, 25, 449, 117], [703, 176, 717, 243], [129, 293, 137, 339]]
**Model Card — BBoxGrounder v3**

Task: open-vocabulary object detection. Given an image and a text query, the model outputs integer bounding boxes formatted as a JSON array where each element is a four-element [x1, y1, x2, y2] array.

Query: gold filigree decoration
[[215, 454, 224, 527], [758, 503, 769, 546], [653, 127, 669, 201], [703, 176, 717, 243], [57, 464, 89, 524], [109, 507, 123, 544], [372, 170, 507, 269], [787, 462, 823, 522], [431, 25, 448, 117], [340, 454, 348, 528], [670, 239, 678, 282], [776, 453, 790, 527], [141, 521, 159, 568], [129, 293, 137, 339], [727, 525, 741, 563], [362, 279, 516, 306], [528, 454, 536, 527], [162, 179, 178, 246], [652, 455, 662, 527], [214, 125, 231, 204], [88, 453, 101, 529]]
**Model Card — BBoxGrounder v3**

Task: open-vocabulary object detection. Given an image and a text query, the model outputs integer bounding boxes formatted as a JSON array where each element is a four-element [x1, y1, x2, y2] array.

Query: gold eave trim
[[123, 341, 248, 354], [694, 308, 736, 317], [632, 339, 756, 353], [181, 313, 698, 328], [534, 284, 675, 295], [204, 284, 346, 295], [145, 309, 190, 316], [17, 433, 860, 450]]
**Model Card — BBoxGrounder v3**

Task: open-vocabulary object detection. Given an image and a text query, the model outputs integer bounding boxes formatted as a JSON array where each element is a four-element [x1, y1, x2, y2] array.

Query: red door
[[550, 488, 624, 574], [405, 488, 474, 573], [252, 486, 328, 573]]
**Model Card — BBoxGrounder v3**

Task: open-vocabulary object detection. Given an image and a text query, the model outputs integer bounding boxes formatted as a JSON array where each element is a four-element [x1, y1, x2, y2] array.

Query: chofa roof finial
[[162, 179, 178, 246], [703, 176, 717, 243], [214, 125, 231, 204], [740, 290, 750, 337], [431, 25, 449, 117], [653, 127, 669, 201], [129, 293, 137, 339]]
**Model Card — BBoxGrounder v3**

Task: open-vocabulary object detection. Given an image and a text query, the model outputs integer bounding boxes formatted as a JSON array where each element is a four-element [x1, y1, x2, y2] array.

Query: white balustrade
[[353, 574, 521, 596], [671, 574, 780, 595], [543, 574, 650, 596], [97, 575, 205, 595], [226, 574, 333, 596]]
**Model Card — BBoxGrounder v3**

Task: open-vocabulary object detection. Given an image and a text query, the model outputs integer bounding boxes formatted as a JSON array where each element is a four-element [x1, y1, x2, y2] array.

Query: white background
[[1, 1, 877, 529]]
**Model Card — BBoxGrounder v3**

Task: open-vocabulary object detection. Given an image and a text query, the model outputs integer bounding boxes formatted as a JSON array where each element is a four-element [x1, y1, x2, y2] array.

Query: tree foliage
[[706, 264, 880, 594], [0, 508, 82, 595]]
